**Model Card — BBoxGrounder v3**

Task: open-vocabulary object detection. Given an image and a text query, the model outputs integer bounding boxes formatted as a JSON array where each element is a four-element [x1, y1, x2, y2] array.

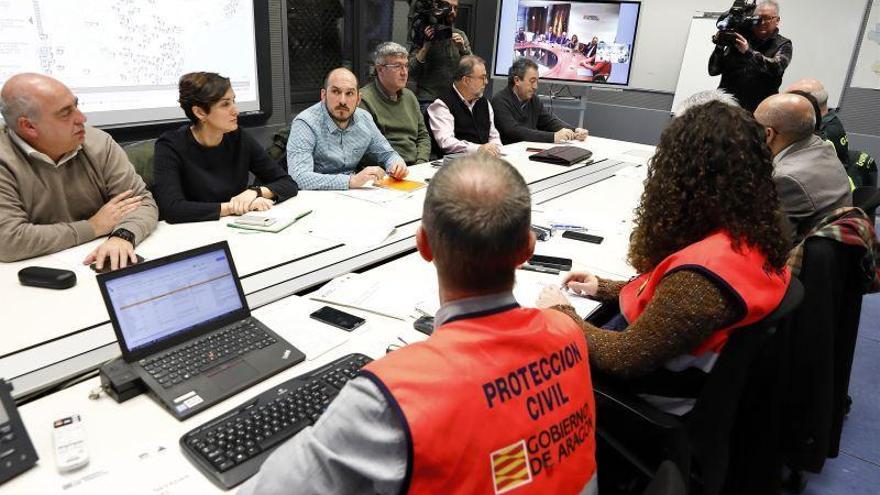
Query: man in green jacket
[[360, 42, 431, 165]]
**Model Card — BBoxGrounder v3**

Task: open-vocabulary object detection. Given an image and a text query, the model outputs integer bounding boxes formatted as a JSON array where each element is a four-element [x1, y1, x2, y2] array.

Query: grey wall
[[249, 0, 292, 144]]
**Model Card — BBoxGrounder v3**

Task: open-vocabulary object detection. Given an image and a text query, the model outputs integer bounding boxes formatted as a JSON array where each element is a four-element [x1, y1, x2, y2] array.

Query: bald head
[[755, 93, 816, 140], [323, 68, 358, 91], [785, 77, 829, 111], [755, 93, 816, 155], [0, 73, 86, 160], [1, 73, 65, 130], [421, 154, 533, 292]]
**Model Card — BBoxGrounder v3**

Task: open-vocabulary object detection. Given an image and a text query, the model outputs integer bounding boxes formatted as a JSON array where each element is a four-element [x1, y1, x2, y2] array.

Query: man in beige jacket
[[0, 73, 157, 270]]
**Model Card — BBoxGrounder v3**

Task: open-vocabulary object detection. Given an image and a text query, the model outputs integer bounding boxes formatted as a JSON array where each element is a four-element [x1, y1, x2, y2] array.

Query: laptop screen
[[103, 246, 246, 354]]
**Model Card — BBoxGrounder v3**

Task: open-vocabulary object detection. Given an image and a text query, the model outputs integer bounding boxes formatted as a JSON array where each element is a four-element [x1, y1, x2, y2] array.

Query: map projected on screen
[[494, 0, 641, 86], [0, 0, 261, 127]]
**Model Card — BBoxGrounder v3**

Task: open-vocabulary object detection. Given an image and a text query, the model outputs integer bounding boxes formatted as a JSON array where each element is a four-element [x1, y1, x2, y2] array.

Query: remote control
[[53, 415, 88, 472]]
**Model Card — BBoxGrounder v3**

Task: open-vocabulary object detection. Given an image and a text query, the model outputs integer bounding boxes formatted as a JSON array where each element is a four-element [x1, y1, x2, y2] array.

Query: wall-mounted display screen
[[494, 1, 641, 86]]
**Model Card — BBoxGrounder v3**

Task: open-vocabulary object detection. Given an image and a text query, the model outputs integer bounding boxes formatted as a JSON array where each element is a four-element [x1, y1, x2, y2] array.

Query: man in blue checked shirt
[[287, 68, 409, 190]]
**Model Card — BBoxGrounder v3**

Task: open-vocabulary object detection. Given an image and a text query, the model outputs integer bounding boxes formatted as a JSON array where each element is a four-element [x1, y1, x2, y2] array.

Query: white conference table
[[0, 137, 655, 400], [4, 143, 652, 494]]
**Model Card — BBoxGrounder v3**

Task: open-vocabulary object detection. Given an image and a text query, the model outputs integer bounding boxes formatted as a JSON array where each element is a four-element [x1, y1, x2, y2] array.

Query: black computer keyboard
[[139, 317, 276, 389], [180, 353, 373, 489]]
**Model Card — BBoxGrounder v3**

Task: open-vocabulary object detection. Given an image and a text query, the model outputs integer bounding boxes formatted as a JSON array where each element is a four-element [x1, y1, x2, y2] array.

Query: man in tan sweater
[[0, 73, 157, 269]]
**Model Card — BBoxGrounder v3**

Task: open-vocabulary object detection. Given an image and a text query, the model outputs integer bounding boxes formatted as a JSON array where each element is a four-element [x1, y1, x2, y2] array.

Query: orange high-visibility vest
[[620, 231, 790, 373], [362, 306, 597, 494]]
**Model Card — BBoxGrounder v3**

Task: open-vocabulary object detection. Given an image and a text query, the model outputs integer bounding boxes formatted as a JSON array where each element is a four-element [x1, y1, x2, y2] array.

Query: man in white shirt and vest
[[239, 154, 598, 494], [427, 55, 503, 157]]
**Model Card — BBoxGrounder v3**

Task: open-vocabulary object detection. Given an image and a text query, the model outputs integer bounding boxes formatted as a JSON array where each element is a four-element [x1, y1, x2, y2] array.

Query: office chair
[[642, 461, 687, 495], [266, 125, 291, 172], [782, 235, 870, 492], [853, 185, 880, 222], [590, 279, 804, 495], [423, 106, 442, 160], [123, 139, 157, 190]]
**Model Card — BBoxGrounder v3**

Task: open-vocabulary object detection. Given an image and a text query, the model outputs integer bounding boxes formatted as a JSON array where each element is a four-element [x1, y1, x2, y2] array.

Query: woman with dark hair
[[567, 34, 579, 51], [537, 101, 792, 414], [153, 72, 298, 223]]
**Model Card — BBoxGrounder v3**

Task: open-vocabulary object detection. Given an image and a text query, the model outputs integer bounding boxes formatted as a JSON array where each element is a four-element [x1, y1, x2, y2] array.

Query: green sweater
[[359, 80, 431, 165]]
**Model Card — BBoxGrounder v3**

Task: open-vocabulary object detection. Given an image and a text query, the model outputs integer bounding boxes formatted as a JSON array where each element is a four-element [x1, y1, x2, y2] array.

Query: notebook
[[97, 241, 305, 420], [228, 209, 312, 233]]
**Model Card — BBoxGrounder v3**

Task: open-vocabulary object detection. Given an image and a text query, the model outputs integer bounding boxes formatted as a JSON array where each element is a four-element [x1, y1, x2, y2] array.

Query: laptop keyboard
[[180, 353, 372, 489], [138, 318, 277, 389]]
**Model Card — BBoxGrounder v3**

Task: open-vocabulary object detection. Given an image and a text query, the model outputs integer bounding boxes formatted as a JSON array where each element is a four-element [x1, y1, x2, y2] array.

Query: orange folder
[[375, 177, 427, 192]]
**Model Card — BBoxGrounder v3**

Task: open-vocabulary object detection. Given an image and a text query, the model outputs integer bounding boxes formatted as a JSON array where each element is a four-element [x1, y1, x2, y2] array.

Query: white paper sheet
[[309, 273, 411, 320], [335, 186, 412, 205], [306, 213, 396, 248], [514, 270, 601, 318], [257, 297, 350, 359], [413, 268, 600, 319], [59, 445, 203, 495]]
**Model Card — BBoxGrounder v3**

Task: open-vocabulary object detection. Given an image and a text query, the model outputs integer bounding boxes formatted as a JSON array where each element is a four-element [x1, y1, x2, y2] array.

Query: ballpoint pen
[[549, 223, 587, 231]]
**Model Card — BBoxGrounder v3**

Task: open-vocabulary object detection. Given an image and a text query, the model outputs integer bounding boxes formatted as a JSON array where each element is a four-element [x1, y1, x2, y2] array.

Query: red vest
[[619, 231, 790, 372], [363, 307, 597, 494]]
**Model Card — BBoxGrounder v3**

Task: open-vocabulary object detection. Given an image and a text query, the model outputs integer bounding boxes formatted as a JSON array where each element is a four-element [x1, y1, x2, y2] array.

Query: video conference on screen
[[494, 1, 641, 86]]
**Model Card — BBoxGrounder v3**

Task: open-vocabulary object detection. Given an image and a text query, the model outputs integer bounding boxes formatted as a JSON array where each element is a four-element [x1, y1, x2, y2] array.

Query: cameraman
[[708, 0, 792, 112], [408, 0, 472, 110]]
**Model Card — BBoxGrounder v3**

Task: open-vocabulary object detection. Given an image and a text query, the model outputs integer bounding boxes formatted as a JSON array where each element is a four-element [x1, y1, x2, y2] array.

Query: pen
[[295, 210, 313, 221], [550, 223, 587, 231], [520, 263, 560, 275]]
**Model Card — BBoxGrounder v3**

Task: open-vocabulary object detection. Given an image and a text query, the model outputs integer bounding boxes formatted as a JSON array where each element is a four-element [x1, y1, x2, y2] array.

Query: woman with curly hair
[[537, 100, 792, 414]]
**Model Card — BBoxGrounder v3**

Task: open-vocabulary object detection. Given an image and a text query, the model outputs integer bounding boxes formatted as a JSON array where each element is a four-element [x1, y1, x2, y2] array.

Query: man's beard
[[325, 102, 353, 125]]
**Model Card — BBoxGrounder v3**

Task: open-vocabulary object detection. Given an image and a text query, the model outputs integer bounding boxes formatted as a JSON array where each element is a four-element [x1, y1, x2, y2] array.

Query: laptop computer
[[97, 241, 305, 420]]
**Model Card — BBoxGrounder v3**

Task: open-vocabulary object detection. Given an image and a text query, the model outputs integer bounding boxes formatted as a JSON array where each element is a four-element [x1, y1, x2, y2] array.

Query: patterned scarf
[[787, 207, 880, 293]]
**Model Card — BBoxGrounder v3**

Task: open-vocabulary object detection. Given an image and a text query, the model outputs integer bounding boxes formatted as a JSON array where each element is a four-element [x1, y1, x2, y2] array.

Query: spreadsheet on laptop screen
[[104, 249, 244, 352]]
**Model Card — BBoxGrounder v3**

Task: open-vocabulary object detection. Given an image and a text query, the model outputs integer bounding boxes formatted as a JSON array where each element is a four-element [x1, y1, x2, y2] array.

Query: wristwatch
[[250, 186, 263, 198], [109, 228, 136, 245]]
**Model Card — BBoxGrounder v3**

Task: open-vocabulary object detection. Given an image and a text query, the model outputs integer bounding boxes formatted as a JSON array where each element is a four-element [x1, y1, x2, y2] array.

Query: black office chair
[[782, 235, 870, 492], [853, 185, 880, 222], [590, 279, 804, 495], [642, 461, 687, 495], [423, 106, 442, 160], [265, 124, 291, 172]]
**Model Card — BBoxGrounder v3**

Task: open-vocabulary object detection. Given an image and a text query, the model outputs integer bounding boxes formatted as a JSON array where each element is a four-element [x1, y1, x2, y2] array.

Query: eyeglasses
[[385, 336, 410, 354], [466, 74, 489, 82], [380, 63, 408, 72], [758, 15, 779, 23]]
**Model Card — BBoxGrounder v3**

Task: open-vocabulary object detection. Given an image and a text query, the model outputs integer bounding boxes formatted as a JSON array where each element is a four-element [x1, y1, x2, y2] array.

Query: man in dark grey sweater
[[491, 58, 588, 145]]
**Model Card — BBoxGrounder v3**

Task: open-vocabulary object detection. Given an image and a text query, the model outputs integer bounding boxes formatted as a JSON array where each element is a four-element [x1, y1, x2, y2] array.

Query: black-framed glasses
[[386, 336, 409, 354], [758, 15, 779, 23]]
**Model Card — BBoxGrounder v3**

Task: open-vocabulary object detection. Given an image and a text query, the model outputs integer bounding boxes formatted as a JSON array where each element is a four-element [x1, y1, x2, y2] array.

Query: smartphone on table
[[310, 306, 366, 331]]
